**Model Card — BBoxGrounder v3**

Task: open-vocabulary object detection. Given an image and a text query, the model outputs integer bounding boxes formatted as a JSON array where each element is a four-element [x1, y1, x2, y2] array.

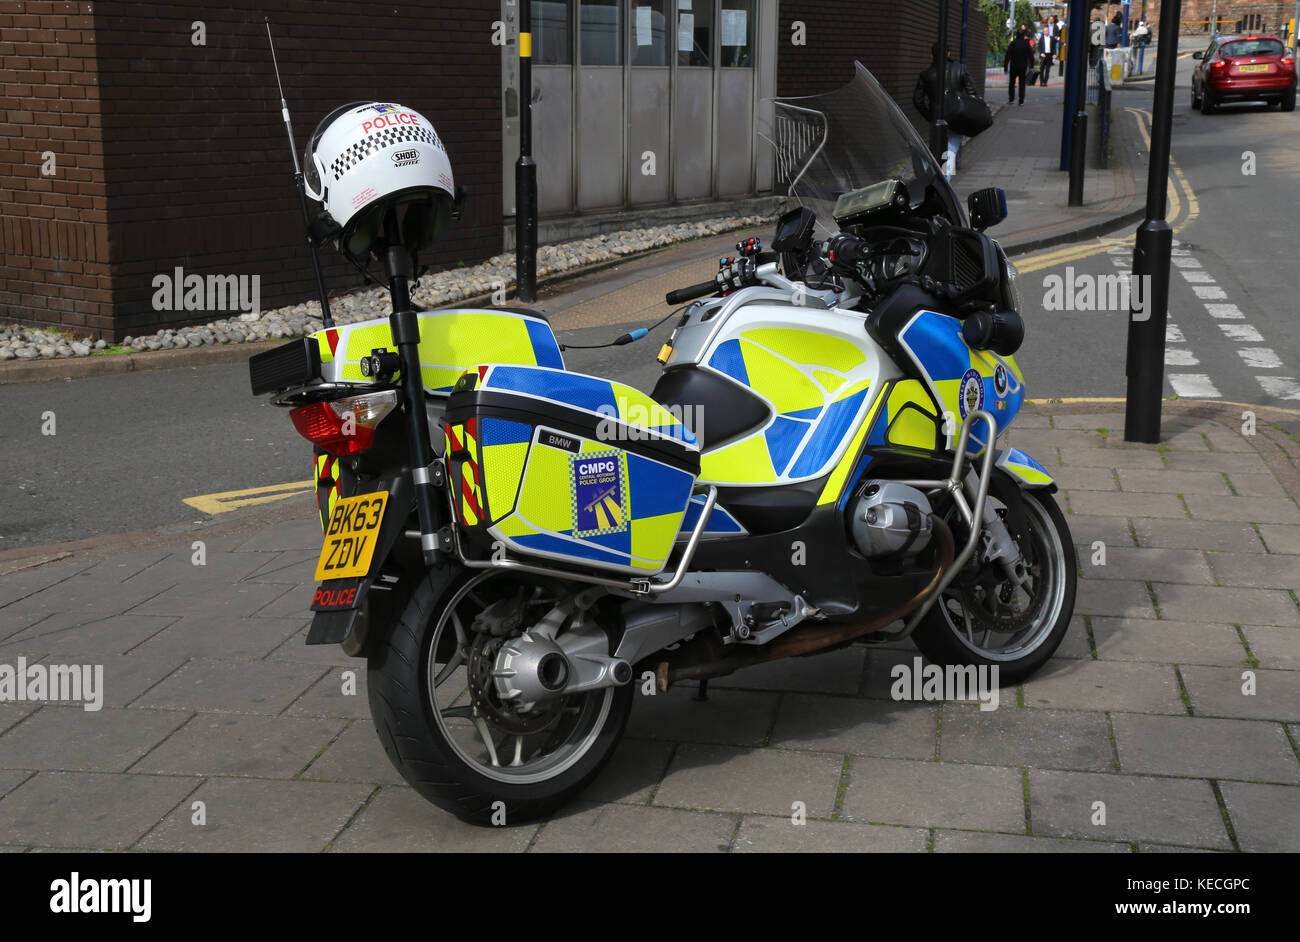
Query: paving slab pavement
[[1, 403, 1297, 852]]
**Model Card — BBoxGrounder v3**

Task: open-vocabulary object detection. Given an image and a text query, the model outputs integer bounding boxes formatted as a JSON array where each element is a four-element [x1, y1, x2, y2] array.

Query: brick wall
[[95, 0, 503, 340], [777, 0, 989, 128], [1141, 0, 1293, 33], [0, 0, 111, 335], [3, 0, 502, 340], [5, 0, 1002, 340]]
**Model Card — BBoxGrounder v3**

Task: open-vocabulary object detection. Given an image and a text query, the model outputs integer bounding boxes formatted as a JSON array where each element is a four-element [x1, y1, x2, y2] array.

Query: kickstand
[[694, 679, 709, 702]]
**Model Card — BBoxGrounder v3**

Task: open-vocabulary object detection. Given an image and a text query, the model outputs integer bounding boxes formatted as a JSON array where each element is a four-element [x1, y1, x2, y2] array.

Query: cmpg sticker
[[571, 450, 629, 538]]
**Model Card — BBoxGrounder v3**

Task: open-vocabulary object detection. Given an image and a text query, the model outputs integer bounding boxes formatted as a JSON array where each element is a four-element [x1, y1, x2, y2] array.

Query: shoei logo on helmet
[[391, 149, 419, 167], [362, 112, 419, 135]]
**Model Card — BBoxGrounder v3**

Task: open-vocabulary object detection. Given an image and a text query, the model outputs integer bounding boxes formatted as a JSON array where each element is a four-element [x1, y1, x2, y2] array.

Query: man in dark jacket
[[1004, 27, 1036, 106], [1038, 16, 1061, 85], [913, 43, 978, 121], [1105, 13, 1122, 48], [913, 44, 979, 179]]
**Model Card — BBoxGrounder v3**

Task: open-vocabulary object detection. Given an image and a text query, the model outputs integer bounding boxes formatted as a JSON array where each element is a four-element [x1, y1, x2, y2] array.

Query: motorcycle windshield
[[758, 62, 966, 237]]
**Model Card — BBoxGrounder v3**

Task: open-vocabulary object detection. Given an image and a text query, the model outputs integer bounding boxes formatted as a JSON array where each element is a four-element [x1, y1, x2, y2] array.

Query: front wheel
[[913, 487, 1076, 685], [367, 569, 633, 825]]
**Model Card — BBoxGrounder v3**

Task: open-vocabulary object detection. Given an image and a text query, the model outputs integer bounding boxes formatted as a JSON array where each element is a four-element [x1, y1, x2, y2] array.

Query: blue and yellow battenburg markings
[[996, 447, 1055, 487], [676, 493, 747, 538], [477, 365, 696, 445], [896, 310, 1025, 454], [448, 365, 698, 575], [311, 310, 564, 394], [699, 327, 875, 485]]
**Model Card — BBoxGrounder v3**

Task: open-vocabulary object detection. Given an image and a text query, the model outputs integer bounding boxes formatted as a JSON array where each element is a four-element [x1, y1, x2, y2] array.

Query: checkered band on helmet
[[329, 125, 441, 182]]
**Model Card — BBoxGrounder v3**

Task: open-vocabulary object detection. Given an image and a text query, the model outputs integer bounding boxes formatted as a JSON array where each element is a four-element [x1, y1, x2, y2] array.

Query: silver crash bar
[[890, 409, 999, 634], [446, 486, 718, 597]]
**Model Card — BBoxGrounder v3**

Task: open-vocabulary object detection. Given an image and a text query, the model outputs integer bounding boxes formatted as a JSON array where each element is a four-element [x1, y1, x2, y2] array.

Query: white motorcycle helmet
[[303, 101, 456, 261]]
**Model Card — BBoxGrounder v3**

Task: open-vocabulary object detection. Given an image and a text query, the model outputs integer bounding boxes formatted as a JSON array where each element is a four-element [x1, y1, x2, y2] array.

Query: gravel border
[[1, 214, 776, 362]]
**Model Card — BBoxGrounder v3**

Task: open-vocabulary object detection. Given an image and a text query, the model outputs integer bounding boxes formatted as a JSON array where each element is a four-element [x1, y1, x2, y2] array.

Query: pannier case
[[445, 365, 701, 575]]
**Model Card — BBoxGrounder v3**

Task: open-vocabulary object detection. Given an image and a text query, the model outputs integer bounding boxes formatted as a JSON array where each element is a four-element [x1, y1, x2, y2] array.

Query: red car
[[1192, 34, 1297, 113]]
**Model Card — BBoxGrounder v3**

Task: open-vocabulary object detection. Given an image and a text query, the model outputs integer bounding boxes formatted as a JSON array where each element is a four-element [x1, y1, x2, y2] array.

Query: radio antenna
[[266, 17, 334, 328]]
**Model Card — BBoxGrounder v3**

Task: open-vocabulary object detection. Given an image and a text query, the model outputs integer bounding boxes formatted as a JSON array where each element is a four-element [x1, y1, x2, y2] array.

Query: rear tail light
[[290, 390, 398, 455], [1212, 59, 1228, 69], [1282, 57, 1295, 68]]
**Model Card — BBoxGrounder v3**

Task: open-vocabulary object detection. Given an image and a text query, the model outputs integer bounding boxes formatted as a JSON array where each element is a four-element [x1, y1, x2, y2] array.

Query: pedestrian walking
[[1005, 27, 1036, 106], [912, 43, 984, 180], [1059, 16, 1068, 76], [1105, 13, 1122, 49], [1038, 15, 1062, 85]]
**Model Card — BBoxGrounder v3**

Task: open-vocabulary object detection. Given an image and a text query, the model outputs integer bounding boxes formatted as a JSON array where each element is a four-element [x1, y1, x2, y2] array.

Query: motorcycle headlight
[[1000, 249, 1024, 315]]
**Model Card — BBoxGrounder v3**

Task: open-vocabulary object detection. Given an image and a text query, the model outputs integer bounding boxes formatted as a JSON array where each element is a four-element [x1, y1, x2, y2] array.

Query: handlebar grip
[[665, 280, 718, 305]]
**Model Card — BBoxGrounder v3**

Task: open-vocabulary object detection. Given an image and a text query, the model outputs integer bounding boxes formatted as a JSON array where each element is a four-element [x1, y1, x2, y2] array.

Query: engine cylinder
[[851, 481, 934, 557]]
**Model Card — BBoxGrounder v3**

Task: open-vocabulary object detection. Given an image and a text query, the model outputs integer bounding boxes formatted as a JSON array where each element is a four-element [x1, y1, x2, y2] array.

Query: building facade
[[1, 0, 984, 339], [1131, 0, 1295, 33]]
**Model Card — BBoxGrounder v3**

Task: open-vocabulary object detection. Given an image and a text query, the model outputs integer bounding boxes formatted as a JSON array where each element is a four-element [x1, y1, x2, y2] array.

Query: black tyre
[[367, 569, 633, 825], [913, 487, 1076, 686], [1282, 90, 1297, 112], [1201, 89, 1216, 114], [1191, 83, 1201, 109]]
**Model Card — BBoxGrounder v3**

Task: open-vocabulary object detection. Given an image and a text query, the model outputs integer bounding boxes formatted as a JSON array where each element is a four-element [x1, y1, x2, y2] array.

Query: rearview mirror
[[1192, 50, 1204, 59], [968, 187, 1008, 232]]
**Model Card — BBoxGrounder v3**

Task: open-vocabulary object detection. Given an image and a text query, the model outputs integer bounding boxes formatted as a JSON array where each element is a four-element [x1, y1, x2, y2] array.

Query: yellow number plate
[[1238, 64, 1269, 72], [315, 493, 388, 582]]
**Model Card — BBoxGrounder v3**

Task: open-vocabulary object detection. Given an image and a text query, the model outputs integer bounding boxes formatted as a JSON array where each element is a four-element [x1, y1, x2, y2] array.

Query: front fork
[[965, 472, 1030, 589]]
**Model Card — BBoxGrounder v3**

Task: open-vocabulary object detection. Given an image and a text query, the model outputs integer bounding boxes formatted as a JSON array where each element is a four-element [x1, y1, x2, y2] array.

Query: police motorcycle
[[249, 64, 1075, 825]]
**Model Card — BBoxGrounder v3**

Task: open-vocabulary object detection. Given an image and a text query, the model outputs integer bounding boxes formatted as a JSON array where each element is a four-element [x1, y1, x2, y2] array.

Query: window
[[532, 0, 573, 65], [580, 0, 622, 65], [631, 1, 669, 66], [1221, 39, 1285, 57], [677, 0, 712, 67], [720, 0, 753, 67]]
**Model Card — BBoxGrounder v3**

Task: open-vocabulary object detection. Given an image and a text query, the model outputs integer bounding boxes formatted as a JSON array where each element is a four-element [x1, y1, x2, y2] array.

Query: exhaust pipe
[[656, 515, 955, 691]]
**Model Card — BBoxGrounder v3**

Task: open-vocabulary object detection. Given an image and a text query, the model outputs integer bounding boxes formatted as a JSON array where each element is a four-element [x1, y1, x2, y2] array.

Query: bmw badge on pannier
[[444, 365, 700, 575]]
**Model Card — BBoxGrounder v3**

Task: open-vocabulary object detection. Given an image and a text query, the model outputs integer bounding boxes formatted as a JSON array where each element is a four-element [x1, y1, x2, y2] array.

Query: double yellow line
[[1014, 109, 1199, 273]]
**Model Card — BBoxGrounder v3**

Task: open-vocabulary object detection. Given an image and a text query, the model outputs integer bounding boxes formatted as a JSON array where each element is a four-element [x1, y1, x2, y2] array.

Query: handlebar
[[664, 251, 782, 305], [665, 280, 719, 305]]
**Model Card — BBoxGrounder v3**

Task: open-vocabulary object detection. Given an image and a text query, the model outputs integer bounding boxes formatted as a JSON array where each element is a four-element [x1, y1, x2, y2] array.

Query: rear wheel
[[367, 569, 632, 825], [1201, 89, 1217, 114], [1282, 90, 1297, 112], [913, 488, 1076, 685]]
